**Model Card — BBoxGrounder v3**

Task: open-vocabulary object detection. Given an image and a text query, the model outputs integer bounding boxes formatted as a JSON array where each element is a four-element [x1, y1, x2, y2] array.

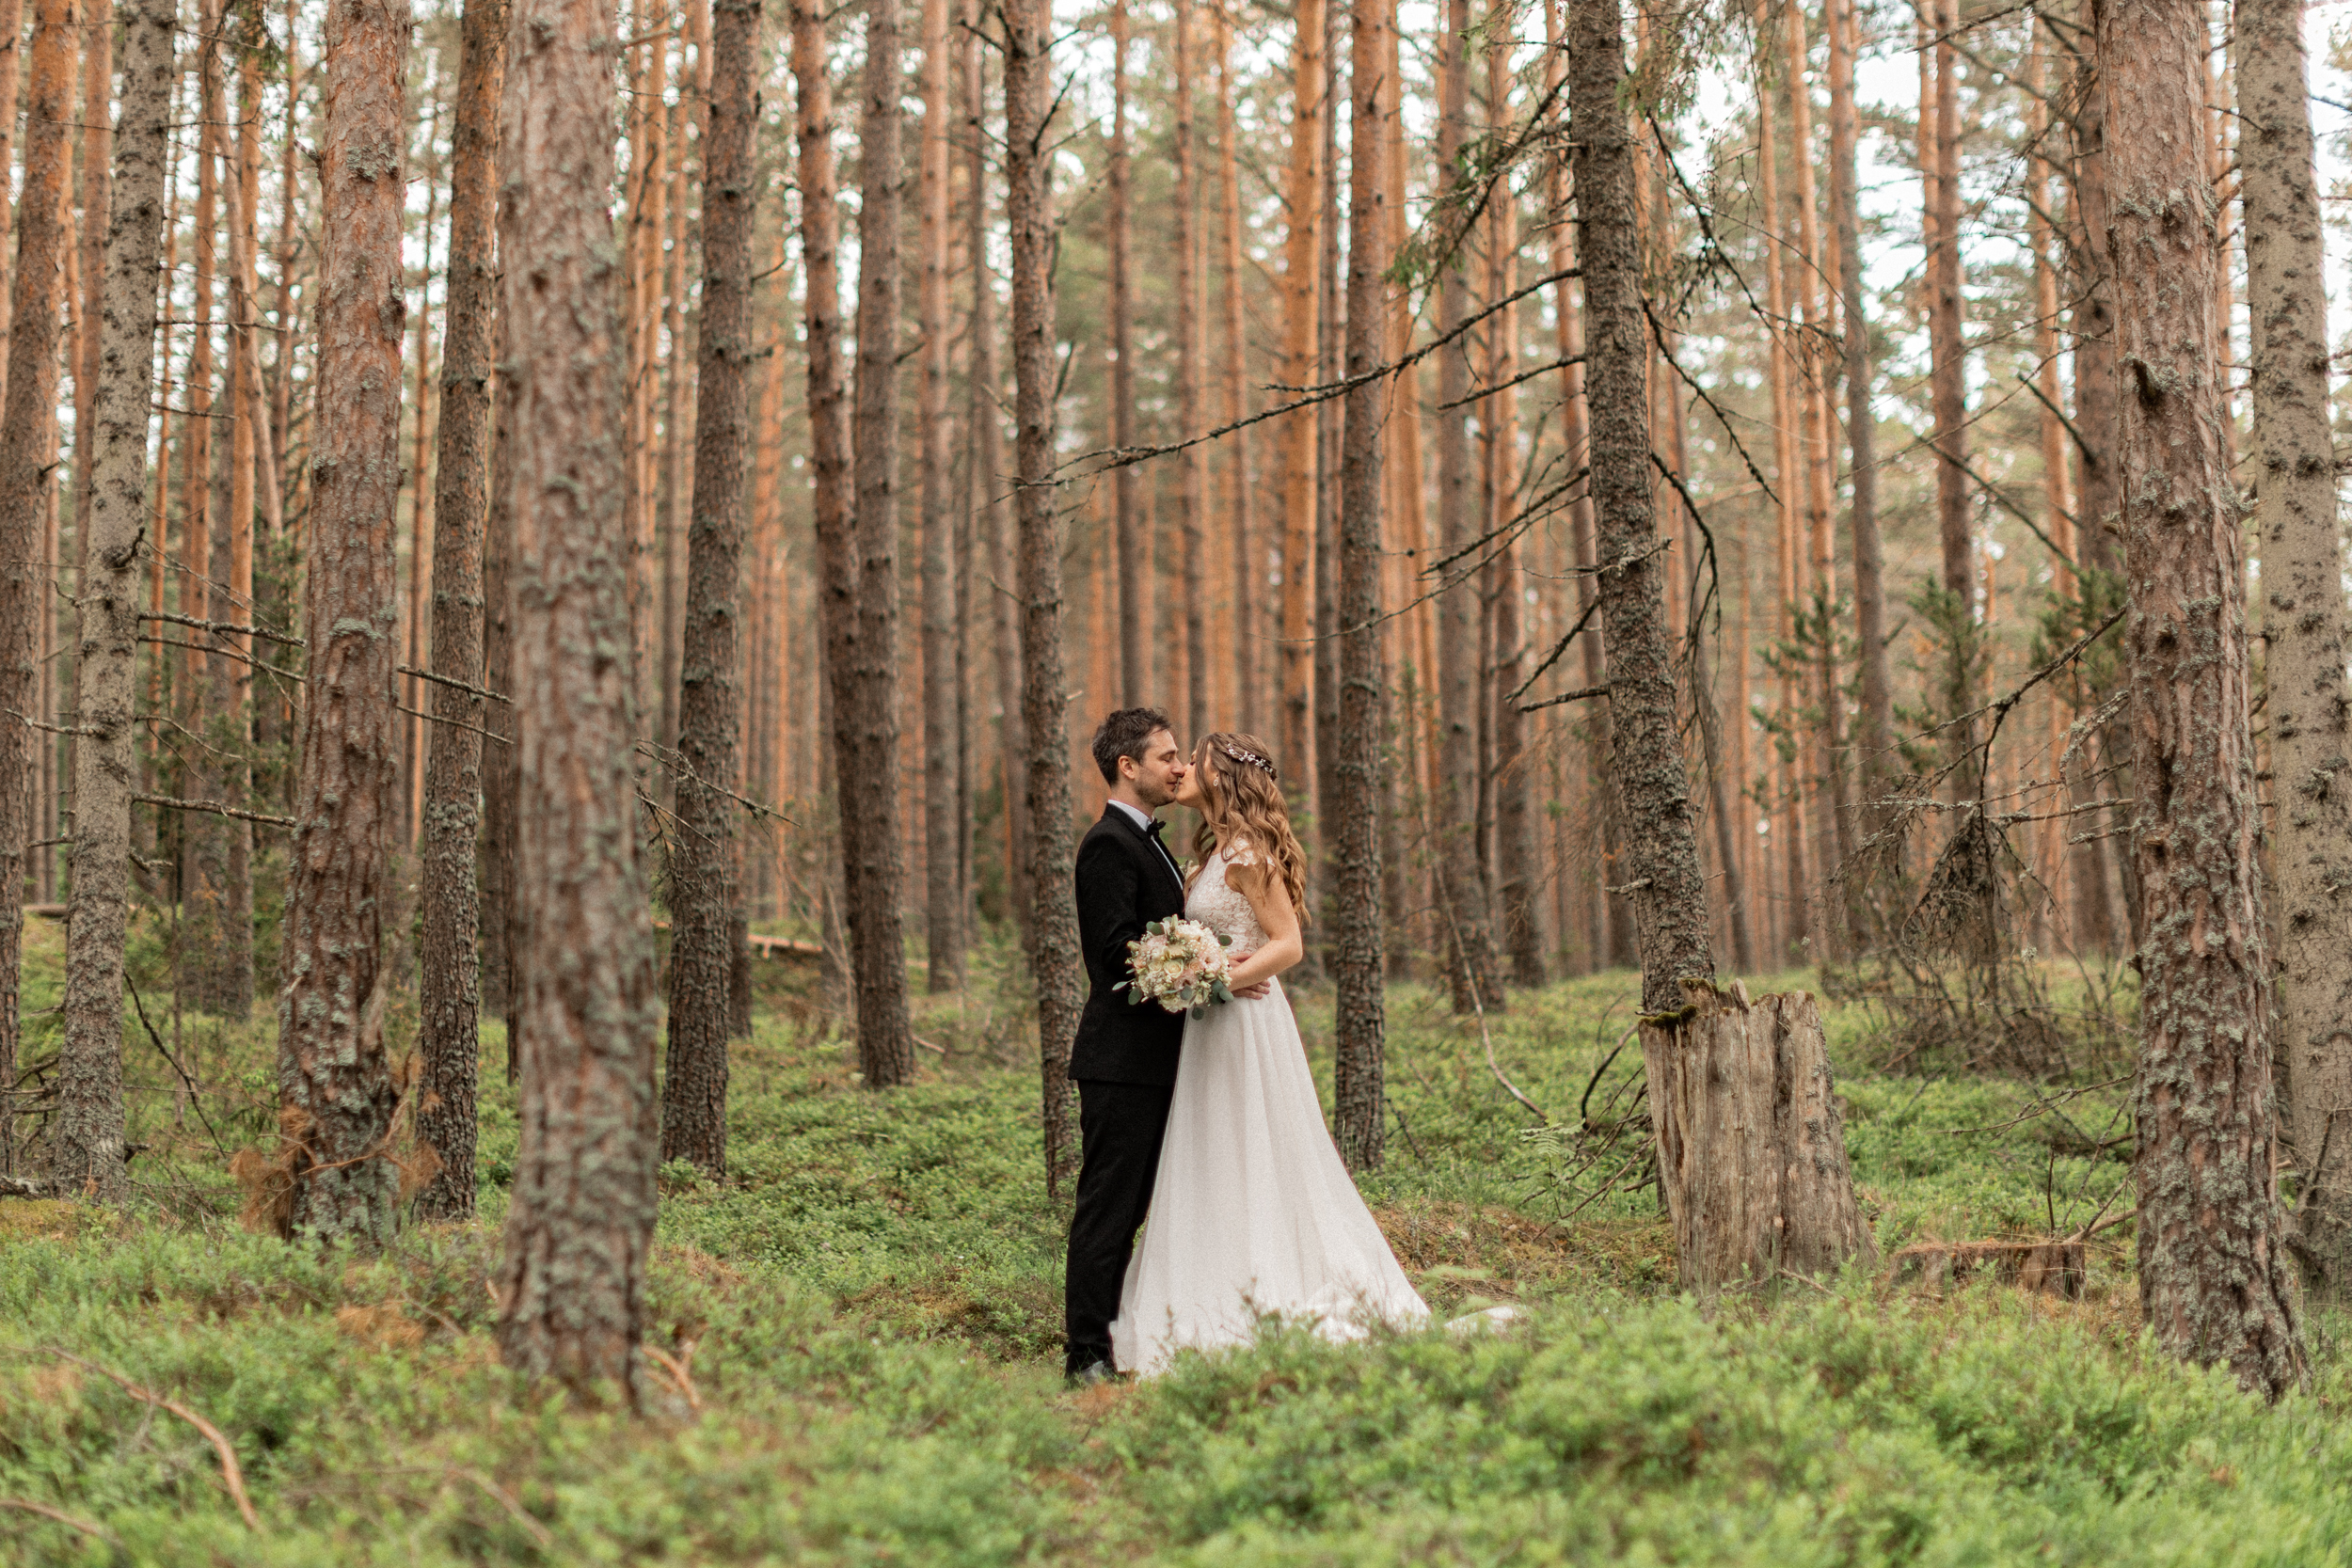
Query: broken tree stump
[[1639, 979, 1876, 1297]]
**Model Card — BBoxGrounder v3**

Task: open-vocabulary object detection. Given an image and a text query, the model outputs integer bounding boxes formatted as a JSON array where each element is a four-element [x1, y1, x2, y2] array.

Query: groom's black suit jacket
[[1070, 805, 1191, 1086]]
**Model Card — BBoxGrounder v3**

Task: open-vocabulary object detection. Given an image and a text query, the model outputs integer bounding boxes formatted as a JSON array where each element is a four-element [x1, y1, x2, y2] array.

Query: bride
[[1111, 733, 1429, 1376]]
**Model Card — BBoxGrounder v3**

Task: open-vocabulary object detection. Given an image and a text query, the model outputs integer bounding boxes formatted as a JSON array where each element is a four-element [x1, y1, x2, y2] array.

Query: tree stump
[[1640, 979, 1875, 1296]]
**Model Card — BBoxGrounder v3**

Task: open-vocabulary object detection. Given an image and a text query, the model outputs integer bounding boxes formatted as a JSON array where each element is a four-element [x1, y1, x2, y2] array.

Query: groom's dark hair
[[1092, 706, 1174, 784]]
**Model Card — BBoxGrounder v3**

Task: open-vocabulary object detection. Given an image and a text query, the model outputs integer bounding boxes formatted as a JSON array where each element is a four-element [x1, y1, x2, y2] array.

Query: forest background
[[0, 0, 2344, 1554]]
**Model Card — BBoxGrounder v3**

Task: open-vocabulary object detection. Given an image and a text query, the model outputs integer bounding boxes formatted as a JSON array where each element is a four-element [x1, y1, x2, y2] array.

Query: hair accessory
[[1216, 741, 1278, 781]]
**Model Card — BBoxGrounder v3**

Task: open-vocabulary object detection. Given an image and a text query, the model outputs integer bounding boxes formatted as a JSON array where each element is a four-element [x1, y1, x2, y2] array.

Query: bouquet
[[1116, 916, 1236, 1017]]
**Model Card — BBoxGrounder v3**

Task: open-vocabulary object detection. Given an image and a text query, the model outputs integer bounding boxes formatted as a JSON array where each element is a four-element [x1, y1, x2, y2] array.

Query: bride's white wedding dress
[[1111, 839, 1430, 1376]]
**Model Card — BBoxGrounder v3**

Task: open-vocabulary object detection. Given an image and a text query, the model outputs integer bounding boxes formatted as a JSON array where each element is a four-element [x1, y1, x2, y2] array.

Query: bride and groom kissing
[[1063, 707, 1428, 1386]]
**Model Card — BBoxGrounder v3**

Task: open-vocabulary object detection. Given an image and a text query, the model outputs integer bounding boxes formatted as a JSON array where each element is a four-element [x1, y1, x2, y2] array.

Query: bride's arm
[[1225, 866, 1303, 991]]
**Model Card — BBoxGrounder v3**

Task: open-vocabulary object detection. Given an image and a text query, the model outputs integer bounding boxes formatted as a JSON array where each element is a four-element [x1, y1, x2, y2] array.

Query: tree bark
[[0, 0, 25, 390], [0, 0, 70, 1114], [481, 301, 520, 1058], [1173, 0, 1207, 740], [414, 0, 506, 1222], [1004, 0, 1082, 1193], [1485, 30, 1541, 989], [2102, 0, 2305, 1398], [1331, 0, 1387, 1171], [964, 0, 1028, 946], [1827, 0, 1891, 871], [1431, 0, 1500, 1011], [1214, 6, 1255, 737], [63, 0, 175, 1193], [1106, 0, 1142, 705], [840, 0, 915, 1086], [1570, 0, 1711, 1017], [657, 75, 691, 766], [495, 0, 661, 1402], [1642, 982, 1873, 1295], [917, 0, 962, 991], [2237, 0, 2352, 1296], [1274, 0, 1322, 796], [276, 0, 407, 1245], [661, 0, 754, 1175]]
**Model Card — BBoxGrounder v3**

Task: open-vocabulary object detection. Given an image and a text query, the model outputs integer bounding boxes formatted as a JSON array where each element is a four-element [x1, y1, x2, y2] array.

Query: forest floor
[[6, 922, 2352, 1563]]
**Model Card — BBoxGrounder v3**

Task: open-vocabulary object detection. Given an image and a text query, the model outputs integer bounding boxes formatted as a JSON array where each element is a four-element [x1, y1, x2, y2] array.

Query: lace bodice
[[1185, 839, 1268, 955]]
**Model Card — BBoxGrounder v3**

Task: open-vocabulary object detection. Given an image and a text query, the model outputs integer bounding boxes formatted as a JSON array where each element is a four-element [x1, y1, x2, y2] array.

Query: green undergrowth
[[4, 929, 2345, 1563]]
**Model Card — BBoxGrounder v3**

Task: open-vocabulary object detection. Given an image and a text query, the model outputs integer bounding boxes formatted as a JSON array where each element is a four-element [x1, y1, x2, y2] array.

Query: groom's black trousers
[[1064, 1078, 1176, 1375]]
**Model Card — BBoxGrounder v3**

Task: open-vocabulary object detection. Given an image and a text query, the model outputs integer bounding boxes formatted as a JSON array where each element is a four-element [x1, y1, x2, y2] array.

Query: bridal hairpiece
[[1216, 742, 1277, 781]]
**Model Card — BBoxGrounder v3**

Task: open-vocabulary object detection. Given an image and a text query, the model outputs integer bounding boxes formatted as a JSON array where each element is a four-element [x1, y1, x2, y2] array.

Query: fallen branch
[[135, 794, 296, 831], [40, 1350, 261, 1530], [644, 1341, 702, 1412], [0, 1497, 118, 1544]]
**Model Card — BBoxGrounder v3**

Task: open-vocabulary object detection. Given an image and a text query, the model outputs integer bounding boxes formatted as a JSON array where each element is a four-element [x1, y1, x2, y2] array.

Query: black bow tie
[[1143, 817, 1166, 839]]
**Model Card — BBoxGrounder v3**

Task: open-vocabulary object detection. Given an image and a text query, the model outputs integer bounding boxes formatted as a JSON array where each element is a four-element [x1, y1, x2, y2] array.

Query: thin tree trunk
[[0, 0, 25, 389], [843, 0, 915, 1086], [181, 22, 218, 984], [1275, 0, 1322, 796], [1755, 20, 1810, 965], [277, 0, 408, 1245], [1926, 0, 1976, 811], [918, 0, 962, 991], [660, 0, 753, 1173], [56, 0, 173, 1202], [401, 89, 444, 847], [495, 0, 661, 1401], [658, 71, 691, 762], [1486, 30, 1541, 989], [2028, 38, 2080, 955], [1432, 0, 1501, 1011], [1004, 0, 1082, 1193], [2103, 0, 2305, 1398], [415, 0, 506, 1221], [1331, 0, 1387, 1170], [481, 298, 519, 1060], [1174, 0, 1207, 739], [1570, 0, 1711, 1016], [2238, 0, 2352, 1296], [2, 0, 78, 1177], [1311, 0, 1341, 911], [1215, 4, 1255, 737], [1828, 0, 1890, 871], [1779, 1, 1853, 949], [964, 0, 1027, 945], [1106, 0, 1142, 705]]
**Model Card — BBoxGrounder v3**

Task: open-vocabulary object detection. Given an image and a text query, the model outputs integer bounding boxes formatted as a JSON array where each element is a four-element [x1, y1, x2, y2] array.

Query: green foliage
[[5, 950, 2350, 1563]]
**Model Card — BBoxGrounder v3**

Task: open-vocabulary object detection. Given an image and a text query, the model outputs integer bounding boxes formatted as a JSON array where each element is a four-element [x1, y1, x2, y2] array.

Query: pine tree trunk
[[1173, 0, 1207, 740], [480, 301, 520, 1054], [842, 0, 915, 1086], [917, 0, 962, 992], [1106, 0, 1142, 705], [2237, 0, 2352, 1296], [1569, 0, 1711, 1017], [1755, 13, 1811, 965], [2027, 39, 2079, 955], [57, 0, 171, 1200], [415, 0, 506, 1221], [181, 25, 220, 997], [1311, 0, 1341, 915], [1431, 0, 1501, 1011], [1274, 0, 1322, 796], [495, 0, 661, 1401], [1214, 8, 1255, 737], [0, 0, 24, 388], [1004, 0, 1082, 1193], [1926, 0, 1967, 611], [660, 0, 753, 1174], [1827, 0, 1892, 868], [964, 0, 1028, 946], [2102, 0, 2305, 1398], [278, 0, 408, 1245], [3, 0, 79, 1180], [1331, 0, 1388, 1171]]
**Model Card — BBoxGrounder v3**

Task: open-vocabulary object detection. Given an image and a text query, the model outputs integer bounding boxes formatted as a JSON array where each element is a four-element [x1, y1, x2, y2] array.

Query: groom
[[1064, 708, 1194, 1385]]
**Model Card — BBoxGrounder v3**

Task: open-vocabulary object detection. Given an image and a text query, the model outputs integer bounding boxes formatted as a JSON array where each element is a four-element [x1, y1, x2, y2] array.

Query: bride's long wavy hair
[[1187, 733, 1309, 923]]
